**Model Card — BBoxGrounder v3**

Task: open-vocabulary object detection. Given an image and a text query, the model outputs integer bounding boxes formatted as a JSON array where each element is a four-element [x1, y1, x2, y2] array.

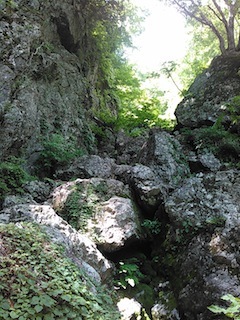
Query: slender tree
[[161, 0, 240, 54]]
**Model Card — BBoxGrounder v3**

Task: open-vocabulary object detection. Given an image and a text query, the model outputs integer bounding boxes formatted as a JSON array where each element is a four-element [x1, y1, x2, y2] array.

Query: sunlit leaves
[[0, 223, 120, 319]]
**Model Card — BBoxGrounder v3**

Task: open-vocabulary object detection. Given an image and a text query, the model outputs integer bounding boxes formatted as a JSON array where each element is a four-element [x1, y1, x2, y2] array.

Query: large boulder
[[140, 130, 190, 190], [175, 53, 240, 128], [164, 170, 240, 319], [51, 178, 144, 253], [132, 130, 190, 212], [94, 196, 143, 252]]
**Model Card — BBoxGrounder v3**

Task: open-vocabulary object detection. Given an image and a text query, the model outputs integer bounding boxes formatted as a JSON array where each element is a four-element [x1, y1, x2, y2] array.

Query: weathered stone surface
[[188, 151, 222, 173], [94, 196, 143, 252], [117, 298, 142, 320], [175, 53, 240, 128], [51, 178, 131, 213], [23, 180, 54, 203], [151, 281, 180, 320], [165, 170, 240, 230], [138, 130, 190, 198], [116, 130, 148, 164], [52, 178, 140, 252], [50, 178, 143, 251], [56, 155, 115, 180], [0, 0, 96, 163], [164, 170, 240, 319], [0, 203, 113, 283], [131, 164, 164, 214]]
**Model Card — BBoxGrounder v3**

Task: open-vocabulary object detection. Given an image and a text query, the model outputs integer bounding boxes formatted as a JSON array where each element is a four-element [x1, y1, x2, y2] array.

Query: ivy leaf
[[34, 304, 43, 313], [31, 296, 40, 305], [61, 294, 71, 302], [10, 311, 20, 319], [208, 305, 225, 314], [0, 300, 10, 310]]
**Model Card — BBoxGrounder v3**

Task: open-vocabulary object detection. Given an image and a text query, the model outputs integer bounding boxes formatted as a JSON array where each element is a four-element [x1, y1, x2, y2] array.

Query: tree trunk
[[226, 6, 236, 51]]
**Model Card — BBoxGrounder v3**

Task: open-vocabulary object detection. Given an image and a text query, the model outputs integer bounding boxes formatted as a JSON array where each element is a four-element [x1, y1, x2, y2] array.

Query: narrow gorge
[[0, 1, 240, 319]]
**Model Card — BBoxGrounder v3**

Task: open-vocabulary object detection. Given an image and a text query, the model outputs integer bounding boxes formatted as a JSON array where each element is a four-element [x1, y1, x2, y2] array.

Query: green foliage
[[114, 63, 169, 133], [225, 95, 240, 127], [115, 260, 145, 290], [59, 181, 115, 232], [0, 223, 120, 320], [208, 294, 240, 319], [37, 134, 86, 177], [141, 219, 162, 238], [0, 157, 32, 205], [181, 124, 240, 162], [179, 22, 220, 93], [62, 185, 95, 232]]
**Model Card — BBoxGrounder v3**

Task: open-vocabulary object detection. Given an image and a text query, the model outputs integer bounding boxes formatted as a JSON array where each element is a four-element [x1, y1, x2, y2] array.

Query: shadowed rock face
[[175, 53, 240, 129], [0, 0, 96, 164]]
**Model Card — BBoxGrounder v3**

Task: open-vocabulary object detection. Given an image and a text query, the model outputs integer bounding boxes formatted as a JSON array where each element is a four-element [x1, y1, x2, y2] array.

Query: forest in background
[[72, 0, 239, 136]]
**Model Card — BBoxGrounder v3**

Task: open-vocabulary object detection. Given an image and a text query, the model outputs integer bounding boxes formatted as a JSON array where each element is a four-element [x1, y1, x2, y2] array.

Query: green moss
[[0, 223, 120, 320]]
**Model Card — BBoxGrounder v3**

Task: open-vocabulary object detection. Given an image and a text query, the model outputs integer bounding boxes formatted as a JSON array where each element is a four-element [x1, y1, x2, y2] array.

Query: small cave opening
[[54, 14, 79, 54], [103, 239, 153, 263]]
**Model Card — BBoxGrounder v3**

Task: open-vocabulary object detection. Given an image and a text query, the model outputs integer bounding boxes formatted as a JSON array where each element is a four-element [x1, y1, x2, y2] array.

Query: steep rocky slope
[[0, 1, 240, 320]]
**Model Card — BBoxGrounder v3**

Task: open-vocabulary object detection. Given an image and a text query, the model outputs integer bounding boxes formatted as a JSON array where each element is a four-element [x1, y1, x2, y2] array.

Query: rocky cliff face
[[0, 0, 98, 165], [0, 1, 240, 320]]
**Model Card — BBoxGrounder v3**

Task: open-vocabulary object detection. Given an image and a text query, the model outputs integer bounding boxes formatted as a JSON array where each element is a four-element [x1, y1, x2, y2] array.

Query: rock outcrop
[[0, 0, 98, 164], [175, 53, 240, 129]]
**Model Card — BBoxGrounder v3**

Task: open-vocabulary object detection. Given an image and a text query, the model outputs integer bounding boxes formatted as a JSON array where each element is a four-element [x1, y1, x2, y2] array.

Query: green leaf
[[75, 296, 87, 305], [61, 294, 71, 302], [0, 300, 10, 310], [34, 305, 43, 313], [44, 314, 55, 320], [208, 305, 225, 314], [31, 296, 40, 305], [10, 311, 20, 319], [40, 295, 56, 307]]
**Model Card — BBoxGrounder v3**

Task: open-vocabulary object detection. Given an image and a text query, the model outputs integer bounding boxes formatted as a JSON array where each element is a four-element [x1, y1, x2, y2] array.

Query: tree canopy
[[161, 0, 240, 54]]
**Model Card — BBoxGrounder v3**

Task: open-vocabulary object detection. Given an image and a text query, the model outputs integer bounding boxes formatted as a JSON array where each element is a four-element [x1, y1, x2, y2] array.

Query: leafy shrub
[[208, 294, 240, 319], [37, 134, 86, 177], [115, 260, 145, 290], [181, 124, 240, 162], [141, 219, 162, 238], [0, 157, 31, 205], [0, 223, 120, 320]]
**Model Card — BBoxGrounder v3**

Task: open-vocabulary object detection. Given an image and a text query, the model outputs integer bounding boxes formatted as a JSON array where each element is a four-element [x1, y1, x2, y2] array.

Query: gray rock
[[94, 196, 143, 252], [51, 178, 143, 252], [164, 170, 240, 319], [23, 180, 54, 202], [117, 298, 142, 320], [165, 170, 240, 230], [133, 131, 190, 210], [140, 131, 190, 189], [131, 164, 164, 213], [56, 155, 115, 180], [188, 151, 222, 172], [175, 54, 240, 128], [0, 0, 97, 163]]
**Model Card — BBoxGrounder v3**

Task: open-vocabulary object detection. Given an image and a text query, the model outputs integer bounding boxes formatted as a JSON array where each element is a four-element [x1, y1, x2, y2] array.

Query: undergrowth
[[0, 223, 120, 320], [0, 157, 33, 206], [181, 124, 240, 164]]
